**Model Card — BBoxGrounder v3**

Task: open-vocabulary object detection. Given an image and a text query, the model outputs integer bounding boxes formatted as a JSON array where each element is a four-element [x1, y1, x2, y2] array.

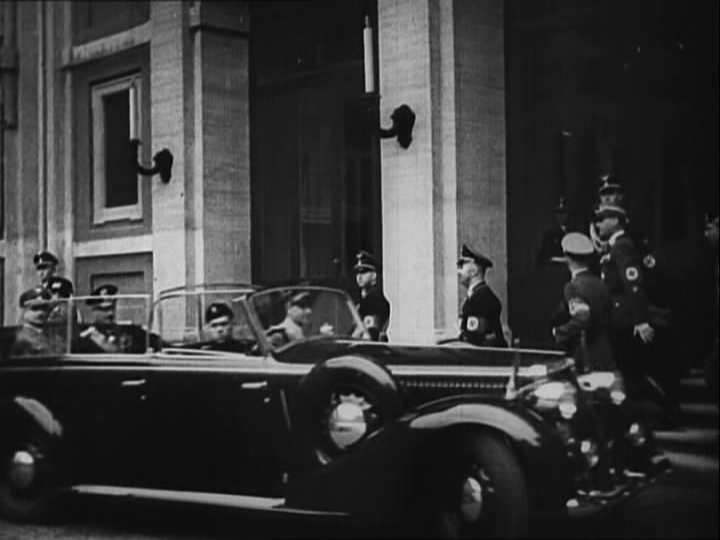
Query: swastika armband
[[467, 316, 480, 331], [363, 315, 379, 329]]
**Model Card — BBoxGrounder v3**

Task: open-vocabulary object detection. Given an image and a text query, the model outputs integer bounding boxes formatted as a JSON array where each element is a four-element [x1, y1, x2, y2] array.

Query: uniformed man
[[266, 291, 316, 348], [33, 251, 74, 292], [202, 302, 249, 352], [457, 244, 508, 348], [589, 175, 625, 254], [73, 284, 134, 353], [10, 287, 58, 357], [551, 232, 614, 372], [536, 197, 570, 265], [591, 204, 684, 421], [353, 250, 390, 341], [45, 275, 75, 324]]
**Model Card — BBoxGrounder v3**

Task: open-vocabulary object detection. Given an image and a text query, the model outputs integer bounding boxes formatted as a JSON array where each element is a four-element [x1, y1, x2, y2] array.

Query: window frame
[[90, 74, 143, 225]]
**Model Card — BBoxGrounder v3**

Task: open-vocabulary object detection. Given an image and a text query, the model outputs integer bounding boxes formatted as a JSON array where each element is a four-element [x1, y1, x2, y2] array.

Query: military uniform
[[10, 287, 63, 357], [353, 251, 390, 341], [266, 291, 312, 348], [552, 233, 615, 372], [457, 245, 508, 348], [202, 302, 250, 353], [536, 198, 569, 264]]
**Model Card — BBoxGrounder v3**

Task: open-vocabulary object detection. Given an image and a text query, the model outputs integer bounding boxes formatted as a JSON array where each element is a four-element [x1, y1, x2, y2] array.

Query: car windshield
[[152, 288, 258, 354], [247, 286, 365, 350]]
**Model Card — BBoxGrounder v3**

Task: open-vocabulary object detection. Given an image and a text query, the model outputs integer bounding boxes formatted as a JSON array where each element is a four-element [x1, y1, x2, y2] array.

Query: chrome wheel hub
[[8, 450, 36, 491], [327, 392, 373, 450], [459, 467, 494, 524]]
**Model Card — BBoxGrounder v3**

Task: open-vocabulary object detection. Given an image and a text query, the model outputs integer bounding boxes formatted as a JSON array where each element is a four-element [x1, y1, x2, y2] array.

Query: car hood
[[274, 338, 565, 369]]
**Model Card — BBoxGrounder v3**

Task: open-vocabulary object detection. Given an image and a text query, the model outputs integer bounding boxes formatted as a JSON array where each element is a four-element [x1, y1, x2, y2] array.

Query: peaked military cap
[[554, 197, 568, 213], [597, 174, 624, 196], [353, 250, 380, 273], [46, 276, 74, 298], [33, 251, 59, 267], [286, 290, 312, 308], [205, 302, 234, 324], [19, 286, 52, 308], [457, 244, 493, 269], [561, 232, 595, 257], [86, 284, 118, 307], [594, 204, 627, 221]]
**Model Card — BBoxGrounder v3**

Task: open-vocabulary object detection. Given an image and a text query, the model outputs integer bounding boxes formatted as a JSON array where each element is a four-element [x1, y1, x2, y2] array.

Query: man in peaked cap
[[551, 233, 614, 372], [266, 290, 316, 348], [597, 174, 625, 207], [353, 250, 390, 341], [202, 301, 250, 352], [456, 244, 507, 348], [33, 250, 74, 293], [74, 284, 125, 353], [537, 197, 570, 265], [11, 287, 60, 357]]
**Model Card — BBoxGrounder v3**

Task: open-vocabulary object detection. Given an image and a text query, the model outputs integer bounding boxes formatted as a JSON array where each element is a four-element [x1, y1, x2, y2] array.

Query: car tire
[[293, 355, 402, 464], [0, 438, 57, 522], [432, 431, 529, 539]]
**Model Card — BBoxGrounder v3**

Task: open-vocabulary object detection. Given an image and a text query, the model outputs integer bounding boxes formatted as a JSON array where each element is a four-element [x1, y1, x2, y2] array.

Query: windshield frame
[[244, 285, 366, 355]]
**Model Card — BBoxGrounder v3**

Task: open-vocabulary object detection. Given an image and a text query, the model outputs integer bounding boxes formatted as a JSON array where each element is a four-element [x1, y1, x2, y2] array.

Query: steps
[[653, 368, 718, 480]]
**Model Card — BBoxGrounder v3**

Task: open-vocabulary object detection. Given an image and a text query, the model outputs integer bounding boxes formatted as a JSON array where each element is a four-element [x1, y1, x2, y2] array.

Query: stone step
[[679, 402, 719, 429], [678, 376, 715, 403], [660, 450, 719, 489], [655, 427, 719, 456]]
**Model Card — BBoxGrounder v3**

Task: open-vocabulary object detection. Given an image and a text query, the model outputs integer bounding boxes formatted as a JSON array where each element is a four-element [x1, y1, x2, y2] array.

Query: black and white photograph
[[0, 0, 717, 538]]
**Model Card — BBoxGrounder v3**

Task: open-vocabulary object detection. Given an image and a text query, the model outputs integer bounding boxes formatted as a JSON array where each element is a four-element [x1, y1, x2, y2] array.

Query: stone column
[[378, 0, 507, 343], [150, 1, 192, 293], [189, 1, 251, 286]]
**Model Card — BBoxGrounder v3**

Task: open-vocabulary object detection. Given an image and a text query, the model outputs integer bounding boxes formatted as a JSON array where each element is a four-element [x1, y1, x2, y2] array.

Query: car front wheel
[[0, 439, 57, 522], [433, 431, 529, 539]]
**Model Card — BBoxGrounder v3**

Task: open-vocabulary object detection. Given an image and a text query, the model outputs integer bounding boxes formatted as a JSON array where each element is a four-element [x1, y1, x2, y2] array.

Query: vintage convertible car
[[0, 284, 670, 537]]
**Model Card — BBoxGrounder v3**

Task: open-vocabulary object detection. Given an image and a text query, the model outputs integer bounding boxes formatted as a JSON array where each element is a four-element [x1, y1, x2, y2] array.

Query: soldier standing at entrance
[[353, 251, 390, 342], [536, 197, 570, 265], [33, 251, 74, 294], [551, 233, 614, 372], [456, 244, 508, 348]]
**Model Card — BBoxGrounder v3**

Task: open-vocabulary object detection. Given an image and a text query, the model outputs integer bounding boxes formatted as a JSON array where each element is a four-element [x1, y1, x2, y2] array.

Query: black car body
[[0, 285, 669, 537]]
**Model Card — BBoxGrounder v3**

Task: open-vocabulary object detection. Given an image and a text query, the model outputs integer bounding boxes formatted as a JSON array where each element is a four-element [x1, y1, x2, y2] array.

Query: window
[[91, 74, 142, 224]]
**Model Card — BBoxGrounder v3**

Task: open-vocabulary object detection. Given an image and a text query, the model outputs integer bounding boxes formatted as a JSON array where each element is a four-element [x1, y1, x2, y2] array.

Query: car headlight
[[528, 380, 578, 419]]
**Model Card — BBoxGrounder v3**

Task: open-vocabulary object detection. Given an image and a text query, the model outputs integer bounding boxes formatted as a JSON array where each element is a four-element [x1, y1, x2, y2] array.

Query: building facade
[[0, 0, 716, 345]]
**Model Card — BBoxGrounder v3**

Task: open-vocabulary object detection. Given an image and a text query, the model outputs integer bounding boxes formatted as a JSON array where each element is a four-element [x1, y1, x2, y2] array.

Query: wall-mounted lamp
[[129, 139, 173, 184], [379, 104, 416, 149]]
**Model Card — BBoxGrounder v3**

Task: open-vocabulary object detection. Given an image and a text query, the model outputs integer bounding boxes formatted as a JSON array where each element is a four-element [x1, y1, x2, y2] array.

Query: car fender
[[286, 394, 572, 521], [403, 397, 573, 517], [0, 396, 64, 443]]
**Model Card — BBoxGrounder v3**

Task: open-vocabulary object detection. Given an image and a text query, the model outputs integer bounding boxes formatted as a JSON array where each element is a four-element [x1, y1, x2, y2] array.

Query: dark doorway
[[249, 0, 381, 290], [505, 0, 719, 347]]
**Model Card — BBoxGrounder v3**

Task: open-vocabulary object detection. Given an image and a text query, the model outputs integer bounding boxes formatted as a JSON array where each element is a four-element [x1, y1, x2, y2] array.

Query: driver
[[202, 302, 249, 352], [266, 291, 314, 348]]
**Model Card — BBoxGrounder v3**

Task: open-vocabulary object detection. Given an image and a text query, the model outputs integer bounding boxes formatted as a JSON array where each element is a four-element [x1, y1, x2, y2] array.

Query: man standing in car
[[457, 244, 507, 347], [10, 287, 57, 357], [353, 250, 390, 341]]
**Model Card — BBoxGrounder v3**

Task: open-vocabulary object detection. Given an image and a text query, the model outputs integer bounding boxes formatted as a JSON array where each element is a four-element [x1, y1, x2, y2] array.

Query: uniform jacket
[[459, 282, 508, 348], [553, 269, 615, 371], [600, 231, 651, 330], [357, 286, 390, 341], [10, 325, 58, 357]]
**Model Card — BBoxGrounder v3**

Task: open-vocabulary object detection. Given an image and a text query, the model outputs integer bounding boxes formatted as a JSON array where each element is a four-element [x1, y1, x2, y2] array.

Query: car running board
[[69, 485, 350, 518]]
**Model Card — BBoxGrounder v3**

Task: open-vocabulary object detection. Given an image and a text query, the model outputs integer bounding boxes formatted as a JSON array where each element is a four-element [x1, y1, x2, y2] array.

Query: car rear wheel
[[0, 439, 57, 522], [434, 431, 529, 539]]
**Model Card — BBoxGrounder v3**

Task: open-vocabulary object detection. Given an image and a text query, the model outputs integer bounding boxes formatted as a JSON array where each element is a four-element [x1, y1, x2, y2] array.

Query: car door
[[50, 355, 152, 487], [142, 353, 292, 497]]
